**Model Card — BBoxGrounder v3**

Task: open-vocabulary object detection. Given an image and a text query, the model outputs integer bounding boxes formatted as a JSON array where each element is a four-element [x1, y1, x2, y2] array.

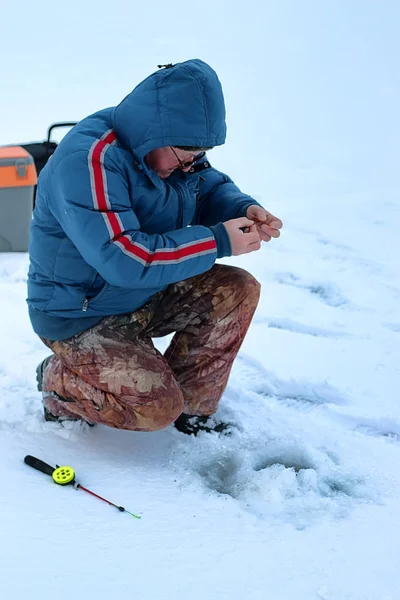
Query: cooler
[[0, 146, 37, 251]]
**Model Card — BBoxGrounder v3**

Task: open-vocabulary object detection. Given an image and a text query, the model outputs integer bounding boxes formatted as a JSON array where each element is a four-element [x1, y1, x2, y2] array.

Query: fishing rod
[[24, 455, 141, 519]]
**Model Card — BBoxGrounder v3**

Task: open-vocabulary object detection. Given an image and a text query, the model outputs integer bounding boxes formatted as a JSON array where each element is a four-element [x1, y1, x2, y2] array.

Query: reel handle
[[24, 455, 55, 477]]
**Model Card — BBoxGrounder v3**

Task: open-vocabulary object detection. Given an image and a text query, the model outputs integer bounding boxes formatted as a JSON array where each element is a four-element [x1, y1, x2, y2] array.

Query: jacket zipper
[[179, 193, 183, 228], [82, 280, 108, 311], [177, 187, 183, 228], [171, 182, 184, 228]]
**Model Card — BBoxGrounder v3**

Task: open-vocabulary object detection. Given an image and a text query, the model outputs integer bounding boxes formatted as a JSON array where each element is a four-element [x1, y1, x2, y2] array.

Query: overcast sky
[[2, 0, 399, 211]]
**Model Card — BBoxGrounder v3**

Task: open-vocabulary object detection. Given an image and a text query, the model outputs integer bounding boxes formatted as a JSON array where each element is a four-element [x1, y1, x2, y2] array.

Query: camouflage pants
[[41, 265, 260, 431]]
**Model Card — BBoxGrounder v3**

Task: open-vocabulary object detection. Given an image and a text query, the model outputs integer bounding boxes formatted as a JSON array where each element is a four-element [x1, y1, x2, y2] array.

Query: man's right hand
[[223, 217, 261, 256]]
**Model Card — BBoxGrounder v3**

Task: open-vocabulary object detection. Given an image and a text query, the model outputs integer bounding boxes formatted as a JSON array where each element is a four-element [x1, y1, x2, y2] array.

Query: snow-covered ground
[[2, 188, 400, 599], [2, 2, 400, 599]]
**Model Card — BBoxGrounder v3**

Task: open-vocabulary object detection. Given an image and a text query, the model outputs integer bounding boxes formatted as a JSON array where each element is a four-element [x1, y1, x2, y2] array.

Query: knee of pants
[[134, 390, 185, 432], [225, 266, 261, 307]]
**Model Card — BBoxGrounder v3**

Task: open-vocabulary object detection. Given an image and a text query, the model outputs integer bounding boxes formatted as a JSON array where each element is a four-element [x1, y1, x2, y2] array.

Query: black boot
[[36, 355, 53, 392], [174, 413, 232, 436]]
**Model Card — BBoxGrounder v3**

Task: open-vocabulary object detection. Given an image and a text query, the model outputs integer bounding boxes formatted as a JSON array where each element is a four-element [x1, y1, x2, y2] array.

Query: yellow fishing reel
[[24, 455, 141, 518], [52, 465, 75, 485]]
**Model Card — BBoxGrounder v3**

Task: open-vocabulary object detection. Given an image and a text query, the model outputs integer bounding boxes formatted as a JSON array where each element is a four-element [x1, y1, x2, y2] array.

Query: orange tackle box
[[0, 146, 37, 251]]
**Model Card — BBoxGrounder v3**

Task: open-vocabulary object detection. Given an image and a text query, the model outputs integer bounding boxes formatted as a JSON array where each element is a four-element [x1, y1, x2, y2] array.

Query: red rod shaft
[[75, 483, 141, 518], [77, 484, 120, 509]]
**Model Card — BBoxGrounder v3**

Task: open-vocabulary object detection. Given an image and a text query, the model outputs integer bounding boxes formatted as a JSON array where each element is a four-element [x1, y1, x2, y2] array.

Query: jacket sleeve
[[191, 161, 263, 227], [48, 151, 227, 289]]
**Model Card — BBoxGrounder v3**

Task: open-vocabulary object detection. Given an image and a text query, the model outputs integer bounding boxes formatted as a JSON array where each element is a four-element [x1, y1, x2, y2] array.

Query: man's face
[[145, 146, 200, 179]]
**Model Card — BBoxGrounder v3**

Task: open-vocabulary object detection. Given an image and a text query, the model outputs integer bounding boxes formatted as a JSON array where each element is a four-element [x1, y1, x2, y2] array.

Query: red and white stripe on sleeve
[[88, 130, 216, 266]]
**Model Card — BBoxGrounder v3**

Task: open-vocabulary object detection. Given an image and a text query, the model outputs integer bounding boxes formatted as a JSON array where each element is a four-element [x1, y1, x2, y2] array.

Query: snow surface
[[1, 2, 400, 599]]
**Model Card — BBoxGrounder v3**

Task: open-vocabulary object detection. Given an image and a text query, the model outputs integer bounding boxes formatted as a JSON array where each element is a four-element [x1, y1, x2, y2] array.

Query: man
[[27, 59, 282, 435]]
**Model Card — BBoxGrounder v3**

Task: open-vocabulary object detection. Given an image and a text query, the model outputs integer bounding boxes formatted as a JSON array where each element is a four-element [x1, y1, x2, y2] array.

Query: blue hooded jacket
[[27, 59, 259, 341]]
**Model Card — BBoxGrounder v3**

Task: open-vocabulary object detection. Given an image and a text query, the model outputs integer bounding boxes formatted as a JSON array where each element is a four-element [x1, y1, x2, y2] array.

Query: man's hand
[[246, 205, 283, 242], [223, 217, 261, 256]]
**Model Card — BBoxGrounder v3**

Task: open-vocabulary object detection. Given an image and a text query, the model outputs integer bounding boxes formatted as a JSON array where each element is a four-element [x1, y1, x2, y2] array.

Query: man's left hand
[[245, 205, 283, 242]]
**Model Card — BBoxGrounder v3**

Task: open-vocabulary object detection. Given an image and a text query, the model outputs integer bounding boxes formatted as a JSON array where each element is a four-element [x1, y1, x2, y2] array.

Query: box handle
[[15, 158, 28, 179]]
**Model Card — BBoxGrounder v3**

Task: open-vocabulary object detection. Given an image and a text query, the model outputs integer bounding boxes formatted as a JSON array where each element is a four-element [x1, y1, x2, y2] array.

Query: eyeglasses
[[169, 147, 206, 171]]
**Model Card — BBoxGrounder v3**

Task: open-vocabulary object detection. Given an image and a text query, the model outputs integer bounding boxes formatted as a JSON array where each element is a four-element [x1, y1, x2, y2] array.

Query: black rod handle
[[24, 455, 55, 477]]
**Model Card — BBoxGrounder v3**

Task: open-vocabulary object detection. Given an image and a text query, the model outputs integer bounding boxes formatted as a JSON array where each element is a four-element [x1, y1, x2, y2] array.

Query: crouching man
[[28, 59, 282, 435]]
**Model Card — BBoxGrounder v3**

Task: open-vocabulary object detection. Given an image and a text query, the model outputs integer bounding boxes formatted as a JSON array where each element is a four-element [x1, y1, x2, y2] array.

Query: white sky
[[1, 0, 399, 209]]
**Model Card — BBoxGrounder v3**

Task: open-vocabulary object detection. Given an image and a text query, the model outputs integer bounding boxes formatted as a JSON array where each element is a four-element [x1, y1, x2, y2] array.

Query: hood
[[112, 59, 226, 159]]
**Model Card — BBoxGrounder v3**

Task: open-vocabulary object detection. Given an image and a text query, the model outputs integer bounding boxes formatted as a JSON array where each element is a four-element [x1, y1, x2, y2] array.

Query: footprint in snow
[[275, 272, 348, 307], [232, 353, 349, 407], [333, 413, 400, 444], [253, 316, 353, 339]]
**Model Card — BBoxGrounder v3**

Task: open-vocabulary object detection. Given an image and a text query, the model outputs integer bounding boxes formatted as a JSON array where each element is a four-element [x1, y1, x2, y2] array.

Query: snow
[[2, 2, 400, 599]]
